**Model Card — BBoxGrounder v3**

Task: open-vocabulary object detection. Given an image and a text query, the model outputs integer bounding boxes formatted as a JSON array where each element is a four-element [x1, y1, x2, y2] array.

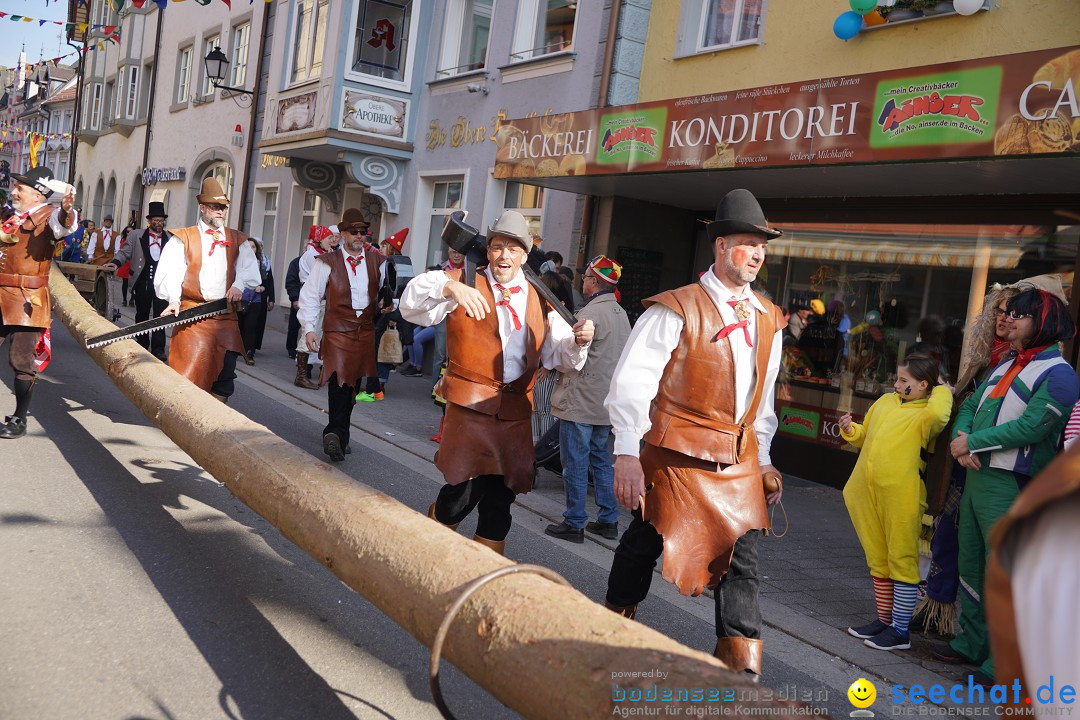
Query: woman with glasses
[[931, 286, 1078, 686]]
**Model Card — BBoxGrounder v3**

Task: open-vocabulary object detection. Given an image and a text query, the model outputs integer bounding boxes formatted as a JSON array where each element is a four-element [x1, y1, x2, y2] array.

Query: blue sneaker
[[848, 619, 889, 639], [864, 626, 911, 651]]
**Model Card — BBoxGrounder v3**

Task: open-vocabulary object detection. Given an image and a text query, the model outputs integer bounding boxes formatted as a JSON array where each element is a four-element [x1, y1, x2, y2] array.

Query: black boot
[[0, 379, 32, 439]]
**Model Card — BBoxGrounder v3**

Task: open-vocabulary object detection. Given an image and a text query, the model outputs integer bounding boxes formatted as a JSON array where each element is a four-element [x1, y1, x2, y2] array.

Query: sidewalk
[[125, 304, 966, 695]]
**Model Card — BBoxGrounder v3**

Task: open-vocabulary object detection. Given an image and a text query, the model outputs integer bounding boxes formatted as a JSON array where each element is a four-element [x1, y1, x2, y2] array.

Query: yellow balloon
[[848, 678, 877, 709]]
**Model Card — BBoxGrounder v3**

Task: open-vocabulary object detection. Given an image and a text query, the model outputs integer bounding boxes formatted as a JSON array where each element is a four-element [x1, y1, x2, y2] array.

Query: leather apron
[[318, 249, 381, 388]]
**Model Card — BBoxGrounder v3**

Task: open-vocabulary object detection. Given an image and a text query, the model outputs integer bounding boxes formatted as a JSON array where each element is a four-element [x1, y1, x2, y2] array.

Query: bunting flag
[[28, 133, 45, 168]]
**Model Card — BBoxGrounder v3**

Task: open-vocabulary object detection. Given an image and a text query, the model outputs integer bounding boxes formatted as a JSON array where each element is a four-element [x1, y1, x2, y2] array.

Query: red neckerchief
[[205, 227, 231, 256], [713, 297, 753, 347], [346, 253, 364, 275], [493, 283, 523, 331], [989, 344, 1052, 399], [148, 231, 162, 250], [307, 241, 327, 255], [989, 337, 1012, 367]]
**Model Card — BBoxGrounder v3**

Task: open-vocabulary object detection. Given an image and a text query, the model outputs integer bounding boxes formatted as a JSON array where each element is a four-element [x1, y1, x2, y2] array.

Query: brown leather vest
[[320, 249, 383, 331], [642, 283, 783, 465], [440, 269, 547, 421], [0, 205, 62, 328], [986, 449, 1080, 696], [170, 225, 242, 306]]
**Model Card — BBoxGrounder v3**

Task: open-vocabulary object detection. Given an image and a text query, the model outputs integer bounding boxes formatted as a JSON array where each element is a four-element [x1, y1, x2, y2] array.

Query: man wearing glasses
[[400, 210, 594, 554], [298, 208, 391, 461], [154, 177, 261, 401]]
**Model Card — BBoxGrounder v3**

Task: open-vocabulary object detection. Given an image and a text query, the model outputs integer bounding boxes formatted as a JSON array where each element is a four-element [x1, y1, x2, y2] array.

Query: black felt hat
[[11, 166, 57, 198], [706, 189, 782, 241]]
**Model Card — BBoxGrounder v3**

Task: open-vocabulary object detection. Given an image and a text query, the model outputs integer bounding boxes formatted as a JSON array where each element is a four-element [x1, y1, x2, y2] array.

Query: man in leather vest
[[299, 208, 390, 461], [153, 178, 261, 401], [603, 189, 785, 679], [105, 201, 170, 360], [86, 213, 117, 266], [400, 210, 594, 555], [0, 166, 78, 439]]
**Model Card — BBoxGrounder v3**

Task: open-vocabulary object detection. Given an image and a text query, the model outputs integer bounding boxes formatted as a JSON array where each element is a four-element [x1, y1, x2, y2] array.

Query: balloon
[[833, 11, 863, 41], [952, 0, 983, 15], [850, 0, 877, 14]]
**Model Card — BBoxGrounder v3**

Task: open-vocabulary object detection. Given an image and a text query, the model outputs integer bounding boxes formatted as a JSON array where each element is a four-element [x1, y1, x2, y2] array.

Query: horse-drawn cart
[[55, 261, 117, 320]]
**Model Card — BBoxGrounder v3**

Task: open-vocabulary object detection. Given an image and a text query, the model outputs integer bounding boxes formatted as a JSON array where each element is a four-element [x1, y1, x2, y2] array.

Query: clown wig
[[1006, 288, 1076, 350]]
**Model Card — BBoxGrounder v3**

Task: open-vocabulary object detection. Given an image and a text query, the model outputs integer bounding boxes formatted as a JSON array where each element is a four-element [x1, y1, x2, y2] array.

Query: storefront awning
[[769, 233, 1026, 269]]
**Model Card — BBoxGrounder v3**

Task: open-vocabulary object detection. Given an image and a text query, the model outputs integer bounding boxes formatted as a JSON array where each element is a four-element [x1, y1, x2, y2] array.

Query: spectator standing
[[105, 202, 171, 360], [293, 226, 340, 389], [545, 255, 631, 543], [559, 265, 586, 310], [840, 354, 953, 651], [237, 237, 275, 364], [114, 224, 134, 305], [933, 288, 1078, 686], [284, 254, 303, 361]]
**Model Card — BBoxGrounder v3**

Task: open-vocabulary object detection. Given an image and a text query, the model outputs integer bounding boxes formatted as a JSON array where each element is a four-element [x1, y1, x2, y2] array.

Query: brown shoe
[[473, 535, 506, 555], [427, 502, 459, 531], [604, 600, 637, 620], [294, 352, 319, 389], [713, 637, 763, 678]]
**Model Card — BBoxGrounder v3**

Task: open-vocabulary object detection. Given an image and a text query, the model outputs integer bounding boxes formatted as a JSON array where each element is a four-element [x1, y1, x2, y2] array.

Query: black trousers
[[323, 373, 356, 447], [132, 272, 168, 357], [210, 351, 239, 399], [607, 510, 762, 639], [286, 306, 300, 358], [433, 475, 517, 541], [0, 325, 40, 381], [237, 303, 264, 356]]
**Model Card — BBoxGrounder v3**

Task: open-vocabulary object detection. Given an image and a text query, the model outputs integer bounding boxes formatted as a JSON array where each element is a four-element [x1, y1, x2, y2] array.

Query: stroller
[[534, 419, 563, 477]]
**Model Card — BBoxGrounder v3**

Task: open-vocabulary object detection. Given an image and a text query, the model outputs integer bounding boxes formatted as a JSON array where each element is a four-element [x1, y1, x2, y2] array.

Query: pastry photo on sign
[[996, 48, 1080, 155]]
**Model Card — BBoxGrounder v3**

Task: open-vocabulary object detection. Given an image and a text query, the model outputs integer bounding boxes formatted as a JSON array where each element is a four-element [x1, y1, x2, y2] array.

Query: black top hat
[[706, 189, 782, 241], [11, 166, 57, 199], [146, 201, 168, 219]]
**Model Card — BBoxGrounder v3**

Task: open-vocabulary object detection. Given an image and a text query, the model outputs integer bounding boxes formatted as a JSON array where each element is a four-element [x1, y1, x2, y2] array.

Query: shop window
[[351, 0, 415, 85], [425, 179, 464, 268], [675, 0, 765, 57], [509, 0, 576, 63], [763, 223, 1076, 417], [176, 47, 192, 104], [503, 181, 543, 238], [435, 0, 493, 80], [124, 66, 139, 119], [290, 0, 330, 85], [231, 23, 251, 88]]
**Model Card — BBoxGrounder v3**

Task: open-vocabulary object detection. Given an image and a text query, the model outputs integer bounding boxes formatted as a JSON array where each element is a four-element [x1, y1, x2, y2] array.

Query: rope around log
[[430, 564, 572, 720]]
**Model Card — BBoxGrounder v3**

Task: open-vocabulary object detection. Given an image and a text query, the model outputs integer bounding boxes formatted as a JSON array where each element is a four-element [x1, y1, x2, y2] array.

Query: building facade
[[496, 0, 1080, 484]]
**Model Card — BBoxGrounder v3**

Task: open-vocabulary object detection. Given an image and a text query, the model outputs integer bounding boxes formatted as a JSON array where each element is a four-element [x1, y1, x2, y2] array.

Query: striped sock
[[892, 581, 918, 636], [872, 576, 894, 624]]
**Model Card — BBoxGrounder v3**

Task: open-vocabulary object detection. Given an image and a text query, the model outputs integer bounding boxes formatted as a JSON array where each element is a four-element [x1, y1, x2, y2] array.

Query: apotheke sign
[[141, 167, 186, 186]]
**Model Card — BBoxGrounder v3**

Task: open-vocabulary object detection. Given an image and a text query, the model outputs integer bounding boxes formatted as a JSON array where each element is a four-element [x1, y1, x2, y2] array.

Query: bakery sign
[[340, 90, 407, 139], [495, 45, 1080, 179]]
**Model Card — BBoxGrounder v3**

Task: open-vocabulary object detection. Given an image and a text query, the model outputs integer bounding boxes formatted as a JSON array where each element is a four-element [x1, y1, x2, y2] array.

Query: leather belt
[[447, 360, 529, 394], [0, 273, 47, 290]]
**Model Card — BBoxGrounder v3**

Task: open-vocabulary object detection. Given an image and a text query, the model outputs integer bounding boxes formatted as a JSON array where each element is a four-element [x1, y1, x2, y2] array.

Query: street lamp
[[203, 46, 253, 96]]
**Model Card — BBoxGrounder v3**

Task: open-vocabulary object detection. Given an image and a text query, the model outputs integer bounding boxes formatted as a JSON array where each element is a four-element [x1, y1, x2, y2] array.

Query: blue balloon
[[833, 11, 863, 40]]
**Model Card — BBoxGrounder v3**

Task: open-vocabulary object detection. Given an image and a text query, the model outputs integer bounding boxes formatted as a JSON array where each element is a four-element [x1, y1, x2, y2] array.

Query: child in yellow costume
[[840, 353, 953, 651]]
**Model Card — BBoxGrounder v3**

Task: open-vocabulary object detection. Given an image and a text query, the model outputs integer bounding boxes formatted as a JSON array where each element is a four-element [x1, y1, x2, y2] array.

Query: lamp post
[[203, 46, 254, 96]]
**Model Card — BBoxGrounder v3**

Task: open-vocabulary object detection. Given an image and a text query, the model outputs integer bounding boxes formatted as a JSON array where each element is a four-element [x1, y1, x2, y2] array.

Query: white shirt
[[298, 244, 328, 284], [400, 267, 589, 381], [604, 266, 782, 465], [153, 220, 261, 304], [298, 249, 389, 333], [20, 202, 79, 238], [85, 226, 115, 257], [146, 231, 164, 263]]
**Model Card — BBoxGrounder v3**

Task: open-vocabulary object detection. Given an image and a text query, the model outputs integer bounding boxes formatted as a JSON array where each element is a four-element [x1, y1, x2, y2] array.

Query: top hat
[[196, 177, 230, 206], [339, 208, 370, 234], [11, 166, 58, 198], [146, 201, 168, 220], [487, 210, 533, 252], [706, 189, 782, 241]]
